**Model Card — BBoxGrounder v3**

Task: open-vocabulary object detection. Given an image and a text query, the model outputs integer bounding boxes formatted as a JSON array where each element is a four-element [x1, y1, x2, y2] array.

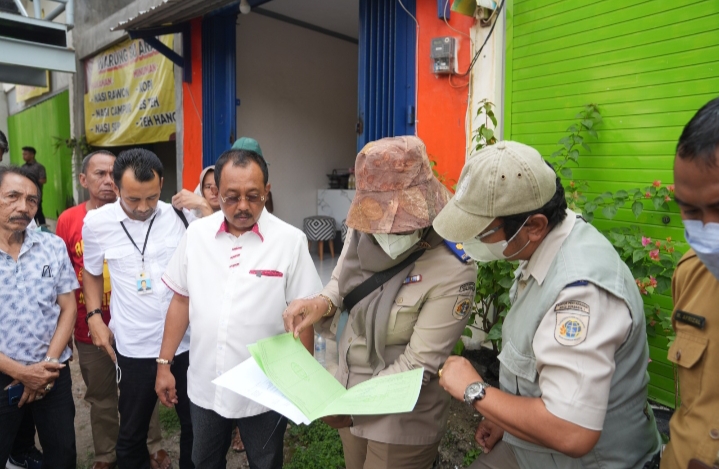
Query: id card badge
[[136, 271, 153, 295]]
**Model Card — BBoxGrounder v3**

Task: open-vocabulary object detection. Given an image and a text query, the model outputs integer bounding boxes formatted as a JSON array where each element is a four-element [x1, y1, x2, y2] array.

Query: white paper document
[[212, 358, 311, 425]]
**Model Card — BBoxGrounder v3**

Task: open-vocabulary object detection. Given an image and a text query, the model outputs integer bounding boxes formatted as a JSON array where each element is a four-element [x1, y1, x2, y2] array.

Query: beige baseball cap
[[433, 140, 557, 242]]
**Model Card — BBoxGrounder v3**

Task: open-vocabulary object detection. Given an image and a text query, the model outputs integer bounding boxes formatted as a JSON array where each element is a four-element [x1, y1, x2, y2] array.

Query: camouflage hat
[[346, 136, 451, 234]]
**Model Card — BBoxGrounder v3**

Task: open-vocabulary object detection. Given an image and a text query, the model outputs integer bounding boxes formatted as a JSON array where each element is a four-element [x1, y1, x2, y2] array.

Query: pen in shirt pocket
[[249, 270, 284, 278]]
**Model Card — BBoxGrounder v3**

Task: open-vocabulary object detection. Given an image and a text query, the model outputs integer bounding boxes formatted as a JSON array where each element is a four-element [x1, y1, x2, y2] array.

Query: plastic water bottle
[[314, 333, 326, 368]]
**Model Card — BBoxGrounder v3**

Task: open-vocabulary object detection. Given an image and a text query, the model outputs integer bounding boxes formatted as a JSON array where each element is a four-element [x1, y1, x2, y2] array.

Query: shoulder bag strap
[[343, 249, 425, 312], [174, 207, 189, 229]]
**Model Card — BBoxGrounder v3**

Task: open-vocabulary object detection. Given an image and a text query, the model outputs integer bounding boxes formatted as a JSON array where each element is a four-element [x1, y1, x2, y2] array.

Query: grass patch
[[159, 405, 181, 434], [463, 446, 482, 466], [285, 421, 345, 469]]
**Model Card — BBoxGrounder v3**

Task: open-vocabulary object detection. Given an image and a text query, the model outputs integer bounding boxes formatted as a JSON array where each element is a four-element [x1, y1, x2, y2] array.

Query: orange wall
[[416, 1, 474, 188], [182, 18, 204, 190]]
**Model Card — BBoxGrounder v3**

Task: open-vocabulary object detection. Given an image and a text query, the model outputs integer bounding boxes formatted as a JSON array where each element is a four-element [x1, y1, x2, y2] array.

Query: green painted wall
[[8, 91, 73, 220], [504, 0, 719, 408]]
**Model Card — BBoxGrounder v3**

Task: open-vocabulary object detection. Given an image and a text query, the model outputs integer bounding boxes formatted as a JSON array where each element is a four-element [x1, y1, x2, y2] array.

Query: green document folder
[[248, 333, 423, 422]]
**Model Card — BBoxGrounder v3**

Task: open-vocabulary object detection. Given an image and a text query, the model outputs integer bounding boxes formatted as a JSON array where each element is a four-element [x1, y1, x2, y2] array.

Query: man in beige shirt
[[434, 141, 659, 469], [284, 136, 477, 469]]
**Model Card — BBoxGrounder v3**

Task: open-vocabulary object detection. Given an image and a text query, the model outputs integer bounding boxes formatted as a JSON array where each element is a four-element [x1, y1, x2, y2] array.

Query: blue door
[[357, 0, 417, 151]]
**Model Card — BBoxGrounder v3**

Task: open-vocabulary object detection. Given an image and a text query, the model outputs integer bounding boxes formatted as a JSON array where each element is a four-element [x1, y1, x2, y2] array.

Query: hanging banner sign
[[84, 35, 176, 146]]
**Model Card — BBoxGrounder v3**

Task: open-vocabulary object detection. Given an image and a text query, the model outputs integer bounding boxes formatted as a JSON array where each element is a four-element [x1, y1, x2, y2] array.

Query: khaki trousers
[[469, 441, 521, 469], [76, 341, 163, 463], [338, 427, 439, 469]]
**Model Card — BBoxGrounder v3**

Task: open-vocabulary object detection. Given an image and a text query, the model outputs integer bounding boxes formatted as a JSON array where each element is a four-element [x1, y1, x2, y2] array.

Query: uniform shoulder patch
[[554, 300, 589, 313], [555, 312, 589, 346], [443, 240, 473, 264], [566, 280, 589, 288], [459, 282, 475, 294], [452, 297, 472, 320]]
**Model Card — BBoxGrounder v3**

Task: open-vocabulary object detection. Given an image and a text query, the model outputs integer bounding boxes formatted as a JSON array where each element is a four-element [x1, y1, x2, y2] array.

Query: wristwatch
[[464, 381, 491, 406], [156, 358, 174, 366], [86, 308, 102, 324]]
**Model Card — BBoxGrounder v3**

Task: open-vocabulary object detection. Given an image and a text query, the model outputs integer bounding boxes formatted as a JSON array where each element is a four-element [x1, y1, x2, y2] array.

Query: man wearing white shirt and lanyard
[[155, 148, 322, 469], [82, 149, 195, 469]]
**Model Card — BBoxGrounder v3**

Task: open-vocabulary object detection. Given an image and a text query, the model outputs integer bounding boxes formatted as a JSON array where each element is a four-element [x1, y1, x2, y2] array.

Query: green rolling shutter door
[[8, 91, 73, 219], [504, 0, 719, 407]]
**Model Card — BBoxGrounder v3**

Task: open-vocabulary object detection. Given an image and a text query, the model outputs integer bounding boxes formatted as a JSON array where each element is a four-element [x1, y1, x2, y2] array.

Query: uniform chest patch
[[555, 312, 589, 346], [453, 297, 472, 320]]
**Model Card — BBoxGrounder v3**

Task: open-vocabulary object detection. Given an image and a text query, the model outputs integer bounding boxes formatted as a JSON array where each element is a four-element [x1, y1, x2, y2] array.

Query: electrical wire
[[183, 81, 202, 128], [397, 0, 419, 29], [454, 0, 505, 78], [443, 0, 472, 43]]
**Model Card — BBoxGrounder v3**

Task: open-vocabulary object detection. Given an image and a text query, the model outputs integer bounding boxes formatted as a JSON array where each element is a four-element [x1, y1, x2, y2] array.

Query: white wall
[[468, 9, 505, 154], [235, 13, 358, 229]]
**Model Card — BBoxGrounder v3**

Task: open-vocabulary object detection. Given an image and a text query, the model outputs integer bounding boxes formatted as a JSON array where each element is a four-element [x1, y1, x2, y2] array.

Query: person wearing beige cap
[[433, 140, 661, 469], [282, 136, 477, 469]]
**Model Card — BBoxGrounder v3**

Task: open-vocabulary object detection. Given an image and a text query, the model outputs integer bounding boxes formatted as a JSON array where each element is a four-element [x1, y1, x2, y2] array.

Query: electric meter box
[[431, 36, 457, 75]]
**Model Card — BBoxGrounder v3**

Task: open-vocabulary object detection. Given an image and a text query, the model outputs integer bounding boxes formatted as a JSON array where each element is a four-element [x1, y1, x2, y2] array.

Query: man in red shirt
[[55, 151, 169, 469]]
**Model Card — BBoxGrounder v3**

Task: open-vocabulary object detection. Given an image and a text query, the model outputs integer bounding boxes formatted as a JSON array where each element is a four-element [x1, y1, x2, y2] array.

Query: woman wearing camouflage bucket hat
[[283, 136, 477, 468]]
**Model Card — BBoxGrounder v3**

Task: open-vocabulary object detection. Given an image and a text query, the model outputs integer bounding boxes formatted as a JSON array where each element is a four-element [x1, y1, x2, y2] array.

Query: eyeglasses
[[476, 224, 504, 240], [220, 193, 266, 205], [1, 192, 39, 208]]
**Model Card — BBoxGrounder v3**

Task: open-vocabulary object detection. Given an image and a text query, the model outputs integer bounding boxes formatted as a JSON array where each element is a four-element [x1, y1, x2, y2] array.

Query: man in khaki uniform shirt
[[284, 136, 477, 469], [433, 141, 659, 469], [661, 97, 719, 469]]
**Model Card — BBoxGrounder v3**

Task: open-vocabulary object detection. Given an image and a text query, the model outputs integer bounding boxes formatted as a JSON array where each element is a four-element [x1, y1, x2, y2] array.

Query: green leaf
[[633, 249, 646, 263], [550, 150, 564, 158], [498, 276, 514, 289], [481, 127, 494, 140], [560, 167, 573, 178], [615, 190, 628, 198], [631, 201, 643, 218], [588, 129, 598, 139], [652, 197, 665, 210], [581, 119, 594, 129], [581, 142, 591, 153], [583, 211, 594, 223], [602, 205, 618, 219], [656, 277, 672, 295], [566, 124, 579, 133], [452, 340, 465, 356], [568, 150, 580, 162], [489, 113, 497, 127], [486, 323, 502, 342]]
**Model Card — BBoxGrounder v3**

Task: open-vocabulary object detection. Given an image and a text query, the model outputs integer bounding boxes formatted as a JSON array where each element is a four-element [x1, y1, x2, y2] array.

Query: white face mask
[[462, 218, 531, 263], [373, 231, 421, 259], [684, 220, 719, 281]]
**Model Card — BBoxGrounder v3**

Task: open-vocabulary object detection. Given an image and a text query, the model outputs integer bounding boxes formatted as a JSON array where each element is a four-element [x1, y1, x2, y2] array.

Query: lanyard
[[120, 215, 156, 269]]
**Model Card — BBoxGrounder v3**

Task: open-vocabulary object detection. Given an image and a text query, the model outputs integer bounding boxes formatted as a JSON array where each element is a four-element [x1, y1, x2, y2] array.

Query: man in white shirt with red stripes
[[156, 148, 322, 469]]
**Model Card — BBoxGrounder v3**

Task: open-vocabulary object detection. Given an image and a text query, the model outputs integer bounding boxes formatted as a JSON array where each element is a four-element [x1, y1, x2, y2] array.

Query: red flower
[[664, 195, 671, 202], [645, 192, 651, 198], [649, 276, 657, 288], [641, 236, 651, 247], [655, 240, 662, 248], [653, 180, 661, 188], [668, 184, 675, 193], [650, 249, 660, 261], [666, 237, 672, 242]]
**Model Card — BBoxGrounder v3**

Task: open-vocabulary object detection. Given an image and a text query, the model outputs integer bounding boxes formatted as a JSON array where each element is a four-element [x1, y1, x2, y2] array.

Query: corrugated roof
[[112, 0, 237, 31]]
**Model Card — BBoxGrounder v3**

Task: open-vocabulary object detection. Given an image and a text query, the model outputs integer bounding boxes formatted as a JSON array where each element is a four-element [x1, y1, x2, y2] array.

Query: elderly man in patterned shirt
[[0, 166, 79, 469]]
